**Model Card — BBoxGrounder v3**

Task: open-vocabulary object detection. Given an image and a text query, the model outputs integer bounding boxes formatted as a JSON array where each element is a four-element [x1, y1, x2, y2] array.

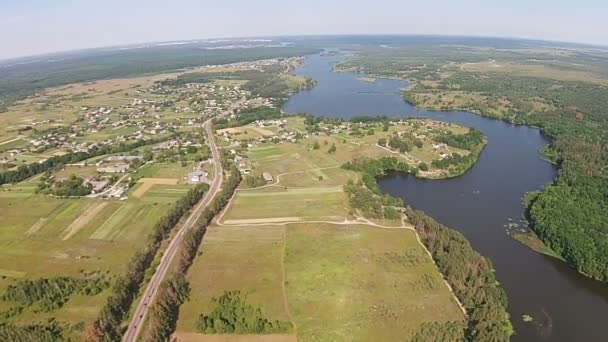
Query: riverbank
[[283, 50, 608, 342]]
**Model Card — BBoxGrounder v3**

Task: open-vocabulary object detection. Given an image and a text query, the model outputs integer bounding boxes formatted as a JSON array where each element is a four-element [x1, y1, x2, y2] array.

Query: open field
[[176, 116, 469, 340], [286, 224, 464, 341], [136, 162, 194, 181], [131, 177, 179, 198], [460, 61, 608, 85], [139, 183, 193, 203], [221, 187, 348, 223], [177, 223, 464, 341], [0, 177, 181, 338], [62, 201, 109, 240], [173, 333, 297, 342], [0, 137, 28, 152], [177, 225, 289, 332]]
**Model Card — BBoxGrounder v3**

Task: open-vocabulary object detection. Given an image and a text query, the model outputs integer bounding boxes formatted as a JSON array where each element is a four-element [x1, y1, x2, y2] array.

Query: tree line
[[341, 158, 411, 219], [214, 106, 282, 130], [407, 207, 513, 341], [85, 183, 209, 341], [143, 165, 242, 341], [2, 275, 110, 313], [344, 155, 513, 341]]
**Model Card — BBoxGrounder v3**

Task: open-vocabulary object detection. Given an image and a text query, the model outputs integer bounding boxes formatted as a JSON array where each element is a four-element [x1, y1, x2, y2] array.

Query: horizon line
[[3, 32, 608, 64]]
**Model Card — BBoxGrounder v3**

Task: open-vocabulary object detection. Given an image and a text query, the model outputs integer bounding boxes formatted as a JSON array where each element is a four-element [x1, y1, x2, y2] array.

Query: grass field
[[136, 162, 193, 181], [174, 117, 470, 341], [131, 177, 180, 198], [0, 137, 28, 152], [221, 187, 348, 223], [177, 225, 289, 333], [177, 223, 464, 341], [0, 175, 182, 338]]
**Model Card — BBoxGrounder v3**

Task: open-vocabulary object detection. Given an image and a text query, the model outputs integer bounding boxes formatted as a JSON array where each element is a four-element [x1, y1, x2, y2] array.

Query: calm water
[[283, 52, 608, 342]]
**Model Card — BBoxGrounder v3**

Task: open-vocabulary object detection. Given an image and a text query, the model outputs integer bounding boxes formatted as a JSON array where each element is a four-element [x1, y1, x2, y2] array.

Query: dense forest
[[438, 129, 485, 150], [411, 73, 608, 281], [0, 320, 66, 342], [387, 133, 423, 152]]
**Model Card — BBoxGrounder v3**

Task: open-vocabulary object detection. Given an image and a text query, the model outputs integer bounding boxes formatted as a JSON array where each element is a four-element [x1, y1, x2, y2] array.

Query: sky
[[1, 0, 607, 60]]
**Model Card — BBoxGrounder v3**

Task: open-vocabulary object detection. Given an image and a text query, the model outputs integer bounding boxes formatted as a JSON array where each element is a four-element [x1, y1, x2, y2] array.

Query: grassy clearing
[[460, 61, 608, 85], [285, 224, 464, 341], [62, 202, 109, 240], [177, 225, 289, 332], [0, 137, 28, 152], [173, 333, 297, 342], [136, 162, 193, 180], [177, 223, 464, 341], [0, 175, 177, 337], [221, 187, 347, 222], [140, 184, 192, 203]]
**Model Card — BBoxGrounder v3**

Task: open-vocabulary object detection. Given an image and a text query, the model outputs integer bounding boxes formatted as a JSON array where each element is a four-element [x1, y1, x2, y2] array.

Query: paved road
[[122, 119, 223, 342]]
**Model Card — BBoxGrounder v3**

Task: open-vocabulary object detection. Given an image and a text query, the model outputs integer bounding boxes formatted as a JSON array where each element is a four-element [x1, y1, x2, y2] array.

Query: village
[[0, 57, 287, 173], [214, 115, 474, 179]]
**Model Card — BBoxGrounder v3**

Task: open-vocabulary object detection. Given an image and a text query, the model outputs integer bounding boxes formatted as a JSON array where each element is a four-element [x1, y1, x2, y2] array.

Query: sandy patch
[[62, 202, 108, 240], [174, 333, 297, 342], [132, 178, 179, 198]]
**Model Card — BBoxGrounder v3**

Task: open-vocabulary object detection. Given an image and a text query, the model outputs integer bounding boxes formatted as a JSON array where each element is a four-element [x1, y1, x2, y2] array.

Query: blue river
[[283, 51, 608, 342]]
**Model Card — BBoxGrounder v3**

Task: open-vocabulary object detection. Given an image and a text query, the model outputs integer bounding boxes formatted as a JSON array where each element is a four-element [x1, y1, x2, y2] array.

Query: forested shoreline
[[342, 156, 513, 341], [404, 75, 608, 281], [339, 49, 608, 282]]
